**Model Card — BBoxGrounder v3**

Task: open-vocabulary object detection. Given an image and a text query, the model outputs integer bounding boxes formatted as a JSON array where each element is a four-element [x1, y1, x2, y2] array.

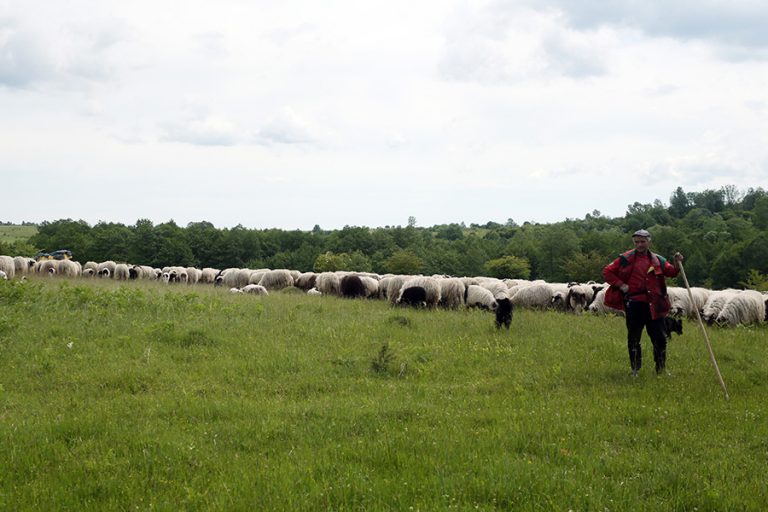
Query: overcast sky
[[2, 0, 767, 230]]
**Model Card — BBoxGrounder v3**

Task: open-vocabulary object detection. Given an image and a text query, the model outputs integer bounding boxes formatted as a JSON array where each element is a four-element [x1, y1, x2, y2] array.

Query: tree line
[[4, 185, 768, 290]]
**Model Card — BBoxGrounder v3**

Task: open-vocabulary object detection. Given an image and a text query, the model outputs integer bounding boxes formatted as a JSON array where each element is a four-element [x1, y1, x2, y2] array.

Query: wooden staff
[[676, 257, 730, 400]]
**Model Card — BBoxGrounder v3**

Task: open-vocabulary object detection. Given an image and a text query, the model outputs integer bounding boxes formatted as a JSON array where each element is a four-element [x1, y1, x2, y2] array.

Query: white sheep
[[315, 272, 341, 296], [0, 256, 15, 280], [215, 268, 252, 289], [114, 263, 130, 281], [714, 290, 766, 327], [380, 275, 409, 304], [295, 272, 318, 291], [241, 284, 269, 296], [479, 278, 510, 300], [588, 286, 624, 316], [13, 256, 35, 276], [35, 259, 57, 276], [360, 275, 380, 298], [259, 269, 294, 290], [396, 276, 441, 308], [465, 284, 498, 310], [701, 289, 740, 325], [56, 259, 81, 278], [438, 277, 466, 309], [0, 270, 7, 280], [199, 268, 220, 284], [307, 287, 322, 296], [511, 282, 554, 309], [185, 267, 202, 285]]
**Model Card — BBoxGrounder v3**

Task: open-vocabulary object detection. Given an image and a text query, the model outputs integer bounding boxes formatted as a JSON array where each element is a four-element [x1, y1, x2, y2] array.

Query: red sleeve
[[602, 258, 623, 287], [662, 259, 679, 278]]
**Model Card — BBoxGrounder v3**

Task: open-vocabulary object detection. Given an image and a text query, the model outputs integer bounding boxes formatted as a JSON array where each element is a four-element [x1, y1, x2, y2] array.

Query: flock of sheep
[[2, 254, 767, 328]]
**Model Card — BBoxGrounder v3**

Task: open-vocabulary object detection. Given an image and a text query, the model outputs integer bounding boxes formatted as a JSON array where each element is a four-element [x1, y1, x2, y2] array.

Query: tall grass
[[0, 277, 766, 510]]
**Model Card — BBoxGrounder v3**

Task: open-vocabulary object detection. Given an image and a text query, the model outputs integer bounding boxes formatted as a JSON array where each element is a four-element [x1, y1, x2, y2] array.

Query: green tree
[[313, 251, 352, 272], [484, 255, 531, 279], [383, 249, 423, 275], [560, 250, 607, 283]]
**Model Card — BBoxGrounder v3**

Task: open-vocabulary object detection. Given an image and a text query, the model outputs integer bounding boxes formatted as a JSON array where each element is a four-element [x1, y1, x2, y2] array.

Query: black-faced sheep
[[97, 260, 117, 278], [465, 285, 498, 310], [396, 276, 441, 308], [398, 286, 428, 307]]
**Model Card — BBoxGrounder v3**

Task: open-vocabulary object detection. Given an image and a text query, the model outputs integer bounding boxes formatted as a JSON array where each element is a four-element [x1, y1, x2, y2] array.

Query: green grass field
[[0, 224, 37, 245], [0, 277, 765, 510]]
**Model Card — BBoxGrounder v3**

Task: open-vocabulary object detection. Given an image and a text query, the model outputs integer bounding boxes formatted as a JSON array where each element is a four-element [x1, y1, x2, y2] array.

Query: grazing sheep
[[13, 256, 35, 276], [57, 259, 81, 278], [307, 287, 322, 296], [465, 285, 498, 310], [215, 268, 252, 289], [248, 269, 269, 286], [259, 269, 294, 291], [479, 278, 510, 301], [397, 276, 441, 308], [701, 290, 740, 325], [0, 256, 15, 280], [97, 260, 117, 278], [199, 268, 220, 284], [360, 276, 380, 298], [295, 272, 318, 291], [512, 282, 554, 310], [113, 263, 130, 281], [185, 267, 202, 285], [495, 297, 514, 329], [668, 286, 711, 318], [714, 290, 766, 327], [438, 278, 466, 309], [241, 284, 269, 296], [82, 268, 96, 277], [83, 261, 99, 275], [315, 272, 341, 296], [588, 287, 624, 316], [381, 275, 409, 304], [340, 274, 367, 298], [397, 286, 428, 307], [35, 259, 57, 276]]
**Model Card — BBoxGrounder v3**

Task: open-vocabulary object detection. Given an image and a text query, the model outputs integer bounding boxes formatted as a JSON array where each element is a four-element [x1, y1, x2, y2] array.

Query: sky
[[2, 0, 767, 230]]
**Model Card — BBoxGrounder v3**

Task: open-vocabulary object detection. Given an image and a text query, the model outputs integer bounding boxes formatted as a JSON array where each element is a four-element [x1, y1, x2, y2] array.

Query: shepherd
[[602, 229, 684, 376]]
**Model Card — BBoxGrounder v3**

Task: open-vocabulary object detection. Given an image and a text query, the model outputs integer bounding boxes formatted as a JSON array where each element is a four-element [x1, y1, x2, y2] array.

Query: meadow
[[0, 277, 766, 511], [0, 224, 37, 245]]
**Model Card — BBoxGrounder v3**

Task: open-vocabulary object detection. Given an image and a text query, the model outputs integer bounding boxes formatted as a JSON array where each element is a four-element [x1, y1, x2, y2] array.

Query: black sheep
[[398, 286, 428, 307]]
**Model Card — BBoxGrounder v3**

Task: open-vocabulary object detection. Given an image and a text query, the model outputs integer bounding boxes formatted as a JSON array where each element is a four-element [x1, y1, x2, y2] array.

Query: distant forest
[[4, 186, 768, 290]]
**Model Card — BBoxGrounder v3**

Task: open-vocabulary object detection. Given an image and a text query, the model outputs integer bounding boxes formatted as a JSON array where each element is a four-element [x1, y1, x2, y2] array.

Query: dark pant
[[625, 300, 668, 372]]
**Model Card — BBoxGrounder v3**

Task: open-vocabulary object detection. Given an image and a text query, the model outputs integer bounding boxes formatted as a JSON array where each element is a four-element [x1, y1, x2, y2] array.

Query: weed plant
[[0, 277, 766, 510]]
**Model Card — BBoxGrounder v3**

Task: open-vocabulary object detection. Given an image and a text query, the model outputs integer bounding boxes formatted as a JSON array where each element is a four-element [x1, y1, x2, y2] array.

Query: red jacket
[[602, 249, 679, 319]]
